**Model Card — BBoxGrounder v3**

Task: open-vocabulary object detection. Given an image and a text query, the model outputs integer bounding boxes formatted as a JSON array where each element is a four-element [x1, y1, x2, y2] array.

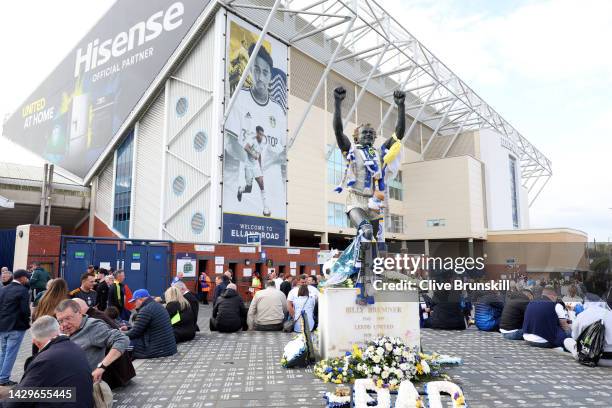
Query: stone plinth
[[318, 287, 420, 359]]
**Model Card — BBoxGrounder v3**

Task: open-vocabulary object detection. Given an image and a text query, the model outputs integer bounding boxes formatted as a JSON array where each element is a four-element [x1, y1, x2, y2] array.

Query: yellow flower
[[352, 344, 363, 359], [376, 379, 383, 388], [454, 395, 465, 407], [416, 363, 423, 375]]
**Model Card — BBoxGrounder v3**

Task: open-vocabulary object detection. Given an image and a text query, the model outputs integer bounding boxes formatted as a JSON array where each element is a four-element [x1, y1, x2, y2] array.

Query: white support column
[[441, 113, 471, 158], [343, 42, 390, 128], [402, 83, 440, 147], [287, 14, 357, 150], [422, 99, 457, 158]]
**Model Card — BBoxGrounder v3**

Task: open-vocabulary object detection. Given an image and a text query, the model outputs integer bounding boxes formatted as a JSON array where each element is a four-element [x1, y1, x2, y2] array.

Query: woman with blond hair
[[164, 286, 195, 343]]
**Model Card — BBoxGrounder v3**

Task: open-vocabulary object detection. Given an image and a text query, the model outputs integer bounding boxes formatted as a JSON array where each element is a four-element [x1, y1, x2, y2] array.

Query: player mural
[[222, 15, 288, 246]]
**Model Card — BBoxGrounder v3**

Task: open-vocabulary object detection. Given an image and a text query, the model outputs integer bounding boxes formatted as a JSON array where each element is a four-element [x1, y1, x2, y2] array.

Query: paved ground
[[6, 305, 612, 407]]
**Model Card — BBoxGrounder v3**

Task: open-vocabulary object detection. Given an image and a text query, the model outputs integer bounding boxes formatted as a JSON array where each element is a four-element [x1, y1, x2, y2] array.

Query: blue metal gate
[[0, 229, 16, 271], [61, 236, 171, 296]]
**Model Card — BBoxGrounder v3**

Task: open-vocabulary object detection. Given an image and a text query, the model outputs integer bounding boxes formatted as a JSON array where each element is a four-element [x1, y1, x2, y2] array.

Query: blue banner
[[222, 213, 285, 246]]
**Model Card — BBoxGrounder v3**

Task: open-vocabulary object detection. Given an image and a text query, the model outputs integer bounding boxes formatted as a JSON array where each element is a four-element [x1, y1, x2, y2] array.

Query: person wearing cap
[[563, 293, 612, 367], [0, 269, 30, 385], [499, 289, 534, 340], [124, 289, 177, 359]]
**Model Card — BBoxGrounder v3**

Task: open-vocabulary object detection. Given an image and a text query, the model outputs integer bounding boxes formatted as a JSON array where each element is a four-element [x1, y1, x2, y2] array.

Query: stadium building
[[3, 0, 585, 291]]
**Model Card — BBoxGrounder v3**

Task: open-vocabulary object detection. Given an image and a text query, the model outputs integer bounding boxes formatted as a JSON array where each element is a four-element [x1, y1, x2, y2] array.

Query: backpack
[[576, 319, 606, 367]]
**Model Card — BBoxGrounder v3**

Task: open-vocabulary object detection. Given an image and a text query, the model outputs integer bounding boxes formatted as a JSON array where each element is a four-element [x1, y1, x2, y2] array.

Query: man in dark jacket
[[5, 315, 93, 408], [522, 286, 569, 348], [425, 289, 467, 330], [96, 274, 112, 312], [210, 284, 247, 333], [0, 269, 31, 386], [108, 270, 130, 320], [499, 289, 533, 340], [125, 289, 177, 359], [213, 275, 230, 305], [474, 291, 505, 332], [29, 262, 50, 299]]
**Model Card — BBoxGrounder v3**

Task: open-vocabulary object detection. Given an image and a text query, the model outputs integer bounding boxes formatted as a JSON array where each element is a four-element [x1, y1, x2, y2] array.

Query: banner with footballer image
[[222, 14, 288, 246], [1, 0, 212, 179]]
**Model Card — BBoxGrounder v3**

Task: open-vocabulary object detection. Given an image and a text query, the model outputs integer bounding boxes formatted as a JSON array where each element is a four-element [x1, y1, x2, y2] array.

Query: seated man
[[522, 286, 570, 348], [474, 291, 505, 332], [213, 275, 229, 305], [564, 293, 612, 367], [247, 280, 287, 331], [499, 289, 533, 340], [425, 289, 467, 330], [55, 299, 129, 383], [4, 316, 93, 408], [125, 289, 177, 359], [210, 283, 247, 333]]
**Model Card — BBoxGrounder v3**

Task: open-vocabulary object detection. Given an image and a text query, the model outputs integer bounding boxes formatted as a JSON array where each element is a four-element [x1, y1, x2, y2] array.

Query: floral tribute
[[313, 336, 461, 390]]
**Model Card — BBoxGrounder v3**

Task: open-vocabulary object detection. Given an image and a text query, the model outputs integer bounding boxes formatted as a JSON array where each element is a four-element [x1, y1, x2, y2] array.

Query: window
[[176, 97, 188, 117], [327, 145, 344, 186], [426, 219, 446, 227], [388, 171, 404, 201], [327, 202, 348, 228], [172, 176, 185, 196], [113, 131, 134, 237], [509, 155, 519, 228], [191, 212, 205, 234], [194, 131, 208, 152], [386, 214, 404, 233]]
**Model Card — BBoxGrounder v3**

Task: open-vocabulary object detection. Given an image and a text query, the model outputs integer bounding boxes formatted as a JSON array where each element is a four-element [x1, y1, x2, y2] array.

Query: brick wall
[[73, 216, 118, 238], [172, 243, 320, 300], [25, 225, 62, 277]]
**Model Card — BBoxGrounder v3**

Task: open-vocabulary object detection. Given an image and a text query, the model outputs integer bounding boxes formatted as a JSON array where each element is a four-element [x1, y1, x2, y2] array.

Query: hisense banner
[[1, 0, 210, 178], [222, 14, 288, 246]]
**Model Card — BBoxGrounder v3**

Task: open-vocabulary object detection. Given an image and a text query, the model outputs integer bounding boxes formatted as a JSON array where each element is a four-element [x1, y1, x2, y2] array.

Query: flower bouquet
[[313, 336, 461, 390], [280, 334, 309, 368], [323, 385, 351, 408]]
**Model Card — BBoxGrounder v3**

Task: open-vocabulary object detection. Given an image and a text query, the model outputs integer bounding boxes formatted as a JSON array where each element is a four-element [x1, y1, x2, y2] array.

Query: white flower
[[389, 378, 398, 386], [372, 355, 381, 364], [385, 342, 393, 352], [381, 370, 389, 379], [376, 347, 385, 356], [421, 361, 431, 374], [399, 363, 408, 371], [372, 366, 381, 374], [393, 348, 402, 356]]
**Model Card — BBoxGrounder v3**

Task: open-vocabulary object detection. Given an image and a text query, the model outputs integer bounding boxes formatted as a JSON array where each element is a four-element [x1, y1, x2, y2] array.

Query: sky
[[0, 0, 611, 241]]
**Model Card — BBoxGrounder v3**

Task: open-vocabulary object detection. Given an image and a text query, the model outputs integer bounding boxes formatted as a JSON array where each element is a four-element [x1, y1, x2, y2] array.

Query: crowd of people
[[209, 269, 320, 334], [0, 262, 210, 406], [421, 275, 612, 367]]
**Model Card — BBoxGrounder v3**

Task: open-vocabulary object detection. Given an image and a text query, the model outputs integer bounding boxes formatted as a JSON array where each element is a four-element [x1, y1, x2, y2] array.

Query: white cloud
[[392, 0, 612, 240], [394, 0, 612, 84]]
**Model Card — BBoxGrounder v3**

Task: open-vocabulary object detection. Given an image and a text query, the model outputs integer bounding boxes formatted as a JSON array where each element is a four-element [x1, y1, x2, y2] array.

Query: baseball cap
[[128, 289, 150, 303]]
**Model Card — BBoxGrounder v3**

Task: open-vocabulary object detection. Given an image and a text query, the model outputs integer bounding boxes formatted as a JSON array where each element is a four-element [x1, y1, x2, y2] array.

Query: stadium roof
[[223, 0, 552, 205]]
